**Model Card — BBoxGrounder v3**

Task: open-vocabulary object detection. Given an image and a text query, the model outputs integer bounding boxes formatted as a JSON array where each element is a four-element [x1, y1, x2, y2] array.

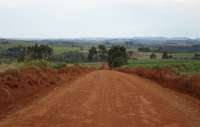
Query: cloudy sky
[[0, 0, 199, 38]]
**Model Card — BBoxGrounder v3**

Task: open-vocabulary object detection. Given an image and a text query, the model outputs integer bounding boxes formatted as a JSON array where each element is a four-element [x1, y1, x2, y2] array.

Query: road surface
[[0, 70, 200, 127]]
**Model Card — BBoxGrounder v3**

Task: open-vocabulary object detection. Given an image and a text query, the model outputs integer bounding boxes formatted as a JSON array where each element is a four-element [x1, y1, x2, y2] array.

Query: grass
[[52, 46, 89, 55], [53, 46, 80, 54], [0, 43, 32, 51], [171, 52, 195, 59], [136, 52, 196, 60], [0, 62, 24, 73], [125, 59, 200, 75], [0, 60, 99, 73]]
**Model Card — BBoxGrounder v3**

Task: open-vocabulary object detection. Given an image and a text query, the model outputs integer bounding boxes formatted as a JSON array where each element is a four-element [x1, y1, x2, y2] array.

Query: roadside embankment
[[118, 67, 200, 99], [0, 65, 94, 118]]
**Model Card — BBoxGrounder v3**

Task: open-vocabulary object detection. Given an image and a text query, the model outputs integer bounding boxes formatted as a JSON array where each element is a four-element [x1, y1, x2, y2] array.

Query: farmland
[[125, 59, 200, 74]]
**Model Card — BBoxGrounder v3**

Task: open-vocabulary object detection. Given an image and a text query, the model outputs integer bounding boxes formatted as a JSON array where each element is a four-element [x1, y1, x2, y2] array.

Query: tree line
[[3, 44, 128, 68], [5, 44, 53, 62], [88, 45, 128, 67], [88, 45, 108, 62]]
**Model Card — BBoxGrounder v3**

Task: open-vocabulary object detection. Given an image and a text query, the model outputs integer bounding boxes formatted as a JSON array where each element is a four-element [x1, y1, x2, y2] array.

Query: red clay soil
[[118, 67, 200, 99], [0, 70, 199, 127], [0, 66, 94, 119]]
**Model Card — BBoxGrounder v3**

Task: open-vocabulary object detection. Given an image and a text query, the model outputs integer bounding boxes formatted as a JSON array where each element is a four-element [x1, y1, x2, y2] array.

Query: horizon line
[[0, 36, 199, 40]]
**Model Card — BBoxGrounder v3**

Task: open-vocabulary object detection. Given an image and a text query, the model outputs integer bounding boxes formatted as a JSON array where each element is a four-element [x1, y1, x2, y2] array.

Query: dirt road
[[0, 70, 200, 127]]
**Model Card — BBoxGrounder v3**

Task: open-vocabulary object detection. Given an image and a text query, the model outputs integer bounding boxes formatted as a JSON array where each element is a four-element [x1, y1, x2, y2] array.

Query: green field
[[135, 52, 196, 60], [125, 59, 200, 75], [52, 46, 83, 55]]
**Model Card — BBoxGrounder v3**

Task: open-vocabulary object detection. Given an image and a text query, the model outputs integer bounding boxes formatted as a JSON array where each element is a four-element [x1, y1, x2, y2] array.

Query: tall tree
[[88, 47, 97, 62], [162, 51, 169, 59], [98, 44, 108, 61]]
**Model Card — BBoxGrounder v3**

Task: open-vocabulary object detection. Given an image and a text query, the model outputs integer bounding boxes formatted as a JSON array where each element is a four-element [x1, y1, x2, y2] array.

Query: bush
[[162, 52, 173, 59], [24, 60, 52, 68], [88, 47, 98, 62], [111, 57, 126, 68], [52, 62, 67, 69], [150, 53, 157, 59]]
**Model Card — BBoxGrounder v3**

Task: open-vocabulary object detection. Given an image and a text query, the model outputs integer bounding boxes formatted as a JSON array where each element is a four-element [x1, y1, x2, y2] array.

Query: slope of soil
[[118, 67, 200, 99], [0, 66, 93, 119], [0, 70, 199, 127]]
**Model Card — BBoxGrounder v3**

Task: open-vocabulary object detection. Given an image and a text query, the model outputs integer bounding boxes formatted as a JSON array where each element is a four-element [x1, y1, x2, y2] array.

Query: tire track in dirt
[[0, 70, 199, 127]]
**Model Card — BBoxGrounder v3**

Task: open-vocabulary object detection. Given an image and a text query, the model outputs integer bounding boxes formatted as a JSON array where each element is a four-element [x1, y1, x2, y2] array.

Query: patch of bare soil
[[0, 66, 94, 119], [118, 67, 200, 99]]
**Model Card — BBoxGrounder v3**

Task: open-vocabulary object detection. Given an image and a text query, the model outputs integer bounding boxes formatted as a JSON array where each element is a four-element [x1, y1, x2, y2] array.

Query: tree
[[108, 46, 128, 68], [17, 46, 26, 62], [27, 44, 53, 60], [150, 53, 157, 59], [38, 44, 53, 60], [88, 47, 97, 62], [162, 51, 169, 59], [98, 44, 108, 61]]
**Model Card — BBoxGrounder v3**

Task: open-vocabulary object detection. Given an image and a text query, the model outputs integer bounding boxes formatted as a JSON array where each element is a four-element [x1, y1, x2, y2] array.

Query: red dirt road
[[0, 70, 200, 127]]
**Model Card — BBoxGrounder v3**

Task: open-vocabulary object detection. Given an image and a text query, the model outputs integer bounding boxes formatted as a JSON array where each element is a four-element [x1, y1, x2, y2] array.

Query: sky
[[0, 0, 200, 38]]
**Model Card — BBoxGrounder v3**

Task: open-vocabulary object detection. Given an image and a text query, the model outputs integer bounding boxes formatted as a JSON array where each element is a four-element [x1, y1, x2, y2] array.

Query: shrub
[[111, 57, 126, 68], [150, 53, 157, 59]]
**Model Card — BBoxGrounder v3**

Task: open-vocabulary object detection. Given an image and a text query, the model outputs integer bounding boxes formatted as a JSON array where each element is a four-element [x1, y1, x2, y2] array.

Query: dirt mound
[[118, 67, 200, 99], [0, 66, 94, 118]]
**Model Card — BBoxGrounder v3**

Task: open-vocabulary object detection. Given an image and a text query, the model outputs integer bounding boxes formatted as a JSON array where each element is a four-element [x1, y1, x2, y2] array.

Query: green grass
[[53, 46, 79, 54], [171, 52, 195, 59], [52, 46, 89, 55], [135, 52, 196, 60], [125, 59, 200, 75]]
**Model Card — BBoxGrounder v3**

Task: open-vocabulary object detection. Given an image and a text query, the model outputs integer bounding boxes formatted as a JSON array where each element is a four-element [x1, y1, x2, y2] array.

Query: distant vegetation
[[0, 44, 53, 62], [125, 59, 200, 74], [88, 47, 98, 62], [87, 45, 128, 68], [150, 53, 157, 59], [1, 38, 200, 73], [162, 52, 173, 59], [88, 45, 108, 62], [51, 51, 88, 63]]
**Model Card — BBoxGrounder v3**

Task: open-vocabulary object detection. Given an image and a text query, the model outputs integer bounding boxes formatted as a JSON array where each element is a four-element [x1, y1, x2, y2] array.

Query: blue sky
[[0, 0, 199, 38]]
